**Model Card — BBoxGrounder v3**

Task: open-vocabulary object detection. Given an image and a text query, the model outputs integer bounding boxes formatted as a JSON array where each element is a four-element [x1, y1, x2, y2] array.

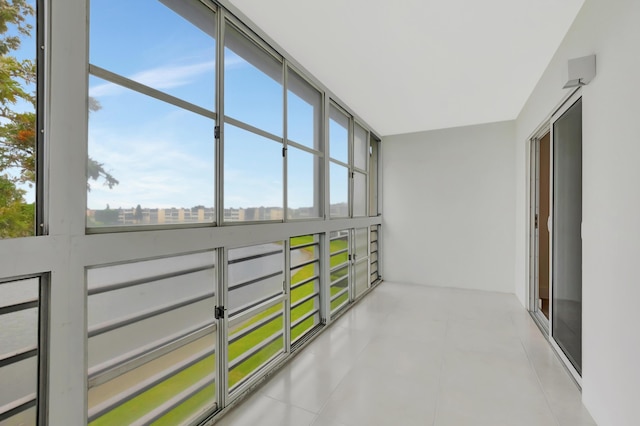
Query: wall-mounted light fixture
[[563, 54, 596, 88]]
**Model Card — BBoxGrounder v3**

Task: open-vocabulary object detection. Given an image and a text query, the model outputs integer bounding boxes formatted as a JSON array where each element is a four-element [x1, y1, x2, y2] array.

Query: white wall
[[514, 1, 640, 424], [382, 121, 516, 293]]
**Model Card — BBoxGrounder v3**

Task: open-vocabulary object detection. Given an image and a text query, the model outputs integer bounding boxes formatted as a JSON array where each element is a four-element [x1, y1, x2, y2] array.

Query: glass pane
[[287, 68, 321, 151], [87, 252, 214, 291], [87, 253, 217, 425], [552, 98, 582, 374], [353, 171, 367, 217], [329, 231, 349, 268], [224, 124, 283, 221], [224, 24, 282, 137], [355, 228, 368, 258], [354, 259, 368, 299], [0, 277, 40, 425], [353, 123, 368, 171], [0, 357, 37, 409], [87, 75, 215, 228], [228, 315, 283, 390], [0, 406, 36, 426], [369, 138, 378, 216], [330, 162, 348, 218], [290, 235, 321, 343], [0, 308, 38, 355], [287, 147, 321, 219], [329, 105, 349, 163], [329, 230, 349, 314], [228, 243, 284, 313], [90, 0, 216, 111], [0, 277, 38, 309], [0, 0, 37, 239], [370, 226, 379, 284], [227, 243, 285, 390]]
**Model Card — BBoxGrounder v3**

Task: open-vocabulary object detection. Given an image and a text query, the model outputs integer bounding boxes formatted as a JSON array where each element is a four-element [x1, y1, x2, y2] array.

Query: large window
[[0, 0, 38, 238], [75, 4, 383, 424], [86, 252, 217, 425], [223, 23, 283, 222], [329, 105, 349, 218], [286, 68, 322, 219], [87, 0, 217, 228]]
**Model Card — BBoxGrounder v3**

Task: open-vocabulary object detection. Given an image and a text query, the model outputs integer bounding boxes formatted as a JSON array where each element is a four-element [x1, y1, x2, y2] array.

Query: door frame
[[529, 125, 551, 333], [527, 88, 582, 386], [548, 89, 583, 385]]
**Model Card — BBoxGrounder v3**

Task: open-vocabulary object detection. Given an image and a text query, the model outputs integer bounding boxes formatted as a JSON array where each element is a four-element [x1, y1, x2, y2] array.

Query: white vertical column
[[47, 0, 89, 423]]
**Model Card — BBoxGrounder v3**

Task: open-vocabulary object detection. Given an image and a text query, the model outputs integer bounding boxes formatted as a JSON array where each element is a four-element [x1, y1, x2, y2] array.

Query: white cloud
[[87, 126, 215, 209]]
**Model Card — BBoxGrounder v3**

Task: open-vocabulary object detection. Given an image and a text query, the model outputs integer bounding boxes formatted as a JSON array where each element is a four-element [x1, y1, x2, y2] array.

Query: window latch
[[214, 126, 220, 139], [214, 305, 225, 319]]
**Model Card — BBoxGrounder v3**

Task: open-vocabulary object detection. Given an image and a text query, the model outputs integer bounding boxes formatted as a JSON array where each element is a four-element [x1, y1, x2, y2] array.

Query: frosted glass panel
[[354, 260, 368, 298], [290, 234, 321, 343], [228, 243, 284, 312], [86, 252, 217, 425], [0, 277, 41, 426], [355, 228, 368, 258], [227, 242, 285, 390]]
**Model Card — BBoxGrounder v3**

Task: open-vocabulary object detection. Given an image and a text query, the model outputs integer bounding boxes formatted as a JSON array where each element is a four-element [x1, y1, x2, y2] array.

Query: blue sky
[[86, 0, 349, 212]]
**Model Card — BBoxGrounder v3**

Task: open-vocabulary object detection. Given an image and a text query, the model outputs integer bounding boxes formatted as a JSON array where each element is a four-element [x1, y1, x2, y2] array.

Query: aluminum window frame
[[0, 273, 49, 426], [223, 240, 288, 402], [86, 0, 220, 233], [284, 64, 325, 222], [328, 101, 351, 220], [84, 250, 219, 424], [220, 16, 286, 225], [288, 234, 323, 349]]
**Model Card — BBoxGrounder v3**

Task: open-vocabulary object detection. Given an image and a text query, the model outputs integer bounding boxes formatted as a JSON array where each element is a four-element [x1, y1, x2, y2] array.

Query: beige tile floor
[[215, 282, 597, 426]]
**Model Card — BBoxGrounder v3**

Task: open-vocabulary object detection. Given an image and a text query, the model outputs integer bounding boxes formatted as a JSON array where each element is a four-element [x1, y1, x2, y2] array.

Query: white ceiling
[[228, 0, 585, 137]]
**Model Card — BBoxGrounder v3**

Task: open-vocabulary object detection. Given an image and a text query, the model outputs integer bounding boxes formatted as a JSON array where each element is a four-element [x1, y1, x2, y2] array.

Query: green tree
[[0, 175, 32, 238], [94, 204, 120, 225], [0, 0, 118, 237]]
